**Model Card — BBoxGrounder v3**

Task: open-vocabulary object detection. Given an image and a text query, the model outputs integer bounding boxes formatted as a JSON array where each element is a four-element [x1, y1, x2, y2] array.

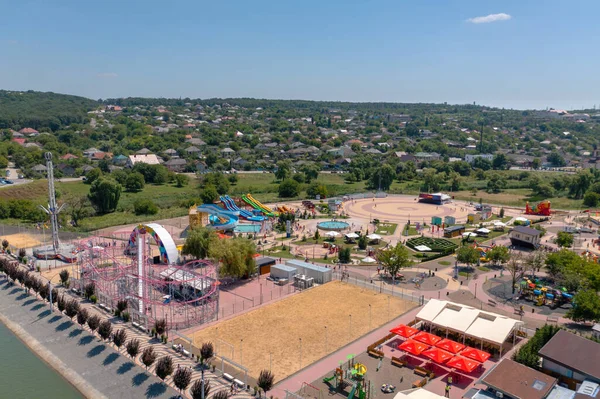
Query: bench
[[547, 316, 558, 323], [414, 368, 429, 377], [391, 356, 406, 368], [412, 378, 427, 388], [132, 322, 140, 329], [233, 379, 245, 389], [182, 349, 190, 357], [223, 373, 234, 381], [487, 299, 497, 307], [368, 349, 383, 359]]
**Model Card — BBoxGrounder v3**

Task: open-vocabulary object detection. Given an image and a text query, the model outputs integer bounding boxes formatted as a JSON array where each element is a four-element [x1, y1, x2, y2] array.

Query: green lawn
[[375, 222, 397, 235]]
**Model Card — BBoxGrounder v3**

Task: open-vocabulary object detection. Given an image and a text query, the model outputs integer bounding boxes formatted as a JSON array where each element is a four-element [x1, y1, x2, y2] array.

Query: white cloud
[[467, 13, 511, 24], [97, 72, 118, 78]]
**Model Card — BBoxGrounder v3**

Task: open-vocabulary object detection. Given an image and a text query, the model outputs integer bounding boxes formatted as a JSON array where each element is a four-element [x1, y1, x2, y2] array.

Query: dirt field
[[1, 233, 43, 248], [189, 281, 416, 381]]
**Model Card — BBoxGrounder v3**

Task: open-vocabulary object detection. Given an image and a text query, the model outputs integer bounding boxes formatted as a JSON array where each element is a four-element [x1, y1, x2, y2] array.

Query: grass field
[[375, 222, 397, 235], [188, 281, 416, 382]]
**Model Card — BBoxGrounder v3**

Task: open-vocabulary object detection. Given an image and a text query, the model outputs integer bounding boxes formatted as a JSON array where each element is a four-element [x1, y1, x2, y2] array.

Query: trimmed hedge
[[406, 237, 458, 253]]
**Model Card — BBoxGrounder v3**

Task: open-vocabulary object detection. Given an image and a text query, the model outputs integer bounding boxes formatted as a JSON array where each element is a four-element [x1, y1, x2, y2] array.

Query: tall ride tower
[[39, 152, 65, 253]]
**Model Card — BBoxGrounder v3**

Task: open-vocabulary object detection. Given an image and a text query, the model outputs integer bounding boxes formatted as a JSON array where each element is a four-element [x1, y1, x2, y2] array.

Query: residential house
[[386, 114, 411, 123], [465, 154, 494, 164], [31, 164, 48, 174], [221, 148, 235, 158], [57, 163, 77, 177], [163, 149, 178, 157], [186, 138, 206, 147], [91, 152, 111, 161], [153, 126, 170, 134], [126, 154, 161, 168], [83, 148, 100, 158], [539, 330, 600, 387], [11, 138, 26, 146], [60, 154, 79, 161], [81, 165, 95, 174], [19, 128, 39, 136], [136, 148, 152, 155], [232, 157, 249, 169], [164, 158, 187, 172], [112, 154, 128, 166], [509, 225, 541, 249], [364, 148, 383, 155], [395, 152, 417, 163], [415, 152, 441, 161], [185, 146, 201, 156], [327, 146, 356, 158], [24, 142, 41, 149], [195, 161, 208, 173]]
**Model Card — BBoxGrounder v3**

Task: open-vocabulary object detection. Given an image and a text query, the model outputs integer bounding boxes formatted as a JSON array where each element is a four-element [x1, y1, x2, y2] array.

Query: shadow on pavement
[[118, 362, 135, 375], [87, 344, 106, 358], [145, 382, 167, 398], [31, 303, 44, 311], [37, 309, 51, 319], [69, 329, 83, 338], [47, 315, 62, 324], [56, 321, 72, 332], [78, 335, 94, 346], [103, 352, 119, 366], [132, 372, 150, 386]]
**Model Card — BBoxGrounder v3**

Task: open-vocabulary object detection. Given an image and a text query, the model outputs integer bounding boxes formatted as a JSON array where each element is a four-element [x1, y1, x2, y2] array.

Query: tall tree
[[456, 246, 480, 270], [524, 250, 546, 278], [275, 160, 292, 181], [377, 243, 413, 283], [212, 238, 257, 278], [506, 252, 524, 294], [141, 346, 157, 370], [566, 290, 600, 323], [172, 367, 193, 393], [257, 369, 275, 398], [486, 245, 510, 267], [555, 231, 574, 248], [88, 178, 121, 214], [182, 227, 217, 259]]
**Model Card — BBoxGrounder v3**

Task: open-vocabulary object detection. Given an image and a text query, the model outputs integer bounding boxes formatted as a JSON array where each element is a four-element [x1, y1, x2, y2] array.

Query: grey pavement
[[0, 279, 180, 399]]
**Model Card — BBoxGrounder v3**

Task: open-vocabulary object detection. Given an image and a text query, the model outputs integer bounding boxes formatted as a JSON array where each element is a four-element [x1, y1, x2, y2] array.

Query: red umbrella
[[461, 347, 491, 363], [390, 324, 418, 338], [413, 331, 442, 346], [398, 340, 428, 356], [446, 356, 479, 373], [422, 347, 453, 364], [435, 338, 465, 354]]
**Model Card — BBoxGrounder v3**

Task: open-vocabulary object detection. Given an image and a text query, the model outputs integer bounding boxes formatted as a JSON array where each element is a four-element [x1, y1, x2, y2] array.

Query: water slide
[[197, 204, 239, 230], [322, 375, 336, 383], [220, 195, 265, 222], [348, 384, 357, 399], [242, 194, 278, 217]]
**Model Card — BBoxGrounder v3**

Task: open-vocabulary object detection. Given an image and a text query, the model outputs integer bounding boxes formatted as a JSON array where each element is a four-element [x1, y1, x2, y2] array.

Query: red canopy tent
[[461, 347, 491, 363], [398, 340, 428, 356], [413, 331, 442, 346], [446, 356, 480, 373], [422, 347, 453, 364], [435, 338, 465, 354], [390, 324, 418, 338]]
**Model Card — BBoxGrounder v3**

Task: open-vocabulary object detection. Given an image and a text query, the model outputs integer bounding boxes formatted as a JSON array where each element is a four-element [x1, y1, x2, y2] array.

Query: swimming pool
[[234, 224, 261, 233], [317, 220, 350, 231]]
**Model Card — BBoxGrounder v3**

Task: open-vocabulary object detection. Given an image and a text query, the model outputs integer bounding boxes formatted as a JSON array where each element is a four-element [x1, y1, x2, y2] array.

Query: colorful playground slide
[[197, 204, 239, 230], [220, 195, 265, 222], [277, 205, 295, 214], [242, 194, 278, 217]]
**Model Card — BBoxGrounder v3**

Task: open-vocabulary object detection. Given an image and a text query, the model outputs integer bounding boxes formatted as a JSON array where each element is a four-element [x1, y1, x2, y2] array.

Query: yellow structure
[[188, 205, 209, 230]]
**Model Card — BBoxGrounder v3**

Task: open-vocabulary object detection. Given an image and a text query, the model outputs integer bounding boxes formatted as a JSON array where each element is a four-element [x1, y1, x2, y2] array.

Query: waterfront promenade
[[0, 278, 179, 399]]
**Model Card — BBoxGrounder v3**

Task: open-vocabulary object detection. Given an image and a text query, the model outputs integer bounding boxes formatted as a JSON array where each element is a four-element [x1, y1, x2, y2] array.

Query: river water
[[0, 321, 83, 398]]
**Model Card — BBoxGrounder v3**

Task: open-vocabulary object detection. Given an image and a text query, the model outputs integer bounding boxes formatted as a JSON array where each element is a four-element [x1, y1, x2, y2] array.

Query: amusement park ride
[[525, 200, 552, 216]]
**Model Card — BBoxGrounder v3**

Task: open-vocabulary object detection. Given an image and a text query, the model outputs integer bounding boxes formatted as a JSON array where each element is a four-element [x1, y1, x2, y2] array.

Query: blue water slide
[[197, 204, 239, 230], [221, 195, 265, 222]]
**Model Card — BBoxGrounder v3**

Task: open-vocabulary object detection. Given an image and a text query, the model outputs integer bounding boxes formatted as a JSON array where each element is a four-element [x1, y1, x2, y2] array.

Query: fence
[[332, 270, 426, 306], [0, 223, 91, 253], [218, 282, 298, 320]]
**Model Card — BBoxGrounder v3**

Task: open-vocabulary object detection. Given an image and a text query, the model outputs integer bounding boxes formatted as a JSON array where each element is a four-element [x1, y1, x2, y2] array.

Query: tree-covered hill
[[0, 90, 98, 131]]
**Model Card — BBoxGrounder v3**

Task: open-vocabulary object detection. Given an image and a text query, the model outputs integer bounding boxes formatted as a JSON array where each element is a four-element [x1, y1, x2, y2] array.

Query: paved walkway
[[0, 278, 180, 399]]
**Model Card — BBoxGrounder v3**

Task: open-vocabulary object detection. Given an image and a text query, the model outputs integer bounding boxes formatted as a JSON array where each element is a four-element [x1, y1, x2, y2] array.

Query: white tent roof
[[462, 232, 478, 237], [367, 233, 382, 240], [515, 217, 529, 222], [326, 231, 340, 237], [393, 389, 446, 399], [476, 228, 491, 234], [361, 256, 377, 263], [345, 232, 359, 238], [416, 299, 523, 346], [493, 221, 506, 227], [414, 245, 432, 252]]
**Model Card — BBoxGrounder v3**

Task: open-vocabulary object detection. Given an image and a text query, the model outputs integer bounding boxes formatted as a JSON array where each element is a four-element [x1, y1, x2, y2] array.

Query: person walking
[[445, 384, 451, 398]]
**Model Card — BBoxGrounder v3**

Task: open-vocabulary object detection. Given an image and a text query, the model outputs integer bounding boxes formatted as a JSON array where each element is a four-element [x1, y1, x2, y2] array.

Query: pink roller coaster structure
[[71, 226, 219, 330]]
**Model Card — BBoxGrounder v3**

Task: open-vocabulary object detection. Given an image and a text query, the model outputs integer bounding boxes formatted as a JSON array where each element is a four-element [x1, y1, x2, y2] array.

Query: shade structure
[[398, 339, 428, 356], [422, 347, 453, 364], [367, 233, 382, 240], [446, 356, 479, 373], [345, 232, 359, 239], [413, 331, 442, 346], [362, 256, 377, 263], [435, 338, 465, 354], [390, 324, 418, 338], [462, 232, 478, 237], [461, 347, 491, 363], [326, 231, 341, 237]]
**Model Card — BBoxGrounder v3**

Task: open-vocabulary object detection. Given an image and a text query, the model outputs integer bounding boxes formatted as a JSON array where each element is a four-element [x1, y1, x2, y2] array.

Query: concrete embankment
[[0, 279, 178, 399]]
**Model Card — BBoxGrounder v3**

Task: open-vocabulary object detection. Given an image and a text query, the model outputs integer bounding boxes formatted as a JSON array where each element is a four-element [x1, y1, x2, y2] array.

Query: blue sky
[[0, 0, 599, 109]]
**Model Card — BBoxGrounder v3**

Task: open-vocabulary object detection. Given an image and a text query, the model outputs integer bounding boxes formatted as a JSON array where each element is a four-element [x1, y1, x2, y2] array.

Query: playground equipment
[[277, 205, 295, 214], [522, 278, 574, 308], [525, 200, 552, 216], [242, 193, 278, 217], [220, 195, 265, 222], [189, 204, 239, 231], [322, 356, 372, 399]]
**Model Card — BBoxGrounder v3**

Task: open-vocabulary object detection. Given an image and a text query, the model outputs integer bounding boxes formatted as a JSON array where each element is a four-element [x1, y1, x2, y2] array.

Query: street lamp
[[240, 339, 243, 365], [299, 338, 302, 369], [349, 314, 352, 339], [368, 304, 372, 330], [325, 326, 328, 353]]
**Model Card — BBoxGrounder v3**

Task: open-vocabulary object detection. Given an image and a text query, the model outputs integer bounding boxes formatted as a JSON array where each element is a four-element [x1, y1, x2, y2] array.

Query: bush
[[59, 270, 69, 285], [513, 324, 560, 369], [133, 199, 158, 215], [125, 172, 145, 192], [84, 282, 95, 299], [89, 294, 97, 303], [584, 192, 600, 207], [122, 311, 130, 322], [339, 248, 351, 264], [278, 179, 300, 198]]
